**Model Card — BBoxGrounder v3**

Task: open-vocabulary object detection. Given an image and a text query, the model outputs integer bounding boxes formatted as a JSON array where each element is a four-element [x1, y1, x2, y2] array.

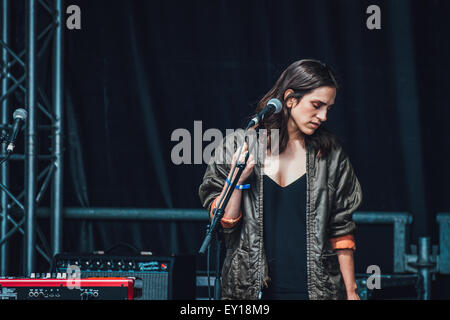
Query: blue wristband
[[226, 178, 250, 190]]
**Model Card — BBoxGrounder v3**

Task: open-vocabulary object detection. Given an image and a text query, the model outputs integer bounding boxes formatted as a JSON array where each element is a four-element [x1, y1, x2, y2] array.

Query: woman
[[199, 59, 362, 300]]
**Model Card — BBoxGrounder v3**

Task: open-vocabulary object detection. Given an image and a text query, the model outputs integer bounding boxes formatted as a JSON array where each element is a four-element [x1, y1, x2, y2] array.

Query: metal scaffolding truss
[[0, 0, 64, 276]]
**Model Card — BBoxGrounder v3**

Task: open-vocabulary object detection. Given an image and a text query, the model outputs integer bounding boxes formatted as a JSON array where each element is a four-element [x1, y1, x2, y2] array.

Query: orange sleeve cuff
[[330, 234, 356, 251], [209, 197, 242, 229]]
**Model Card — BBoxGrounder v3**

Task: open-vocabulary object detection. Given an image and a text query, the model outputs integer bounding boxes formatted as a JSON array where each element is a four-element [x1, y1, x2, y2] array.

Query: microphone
[[7, 108, 28, 153], [246, 98, 282, 129]]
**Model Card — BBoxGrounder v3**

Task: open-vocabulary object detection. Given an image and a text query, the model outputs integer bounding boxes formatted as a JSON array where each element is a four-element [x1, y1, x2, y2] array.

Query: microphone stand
[[198, 151, 248, 254], [199, 125, 257, 300], [0, 130, 12, 166]]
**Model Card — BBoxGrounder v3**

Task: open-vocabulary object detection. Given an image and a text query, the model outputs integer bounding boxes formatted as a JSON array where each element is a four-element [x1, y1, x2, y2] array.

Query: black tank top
[[262, 174, 308, 300]]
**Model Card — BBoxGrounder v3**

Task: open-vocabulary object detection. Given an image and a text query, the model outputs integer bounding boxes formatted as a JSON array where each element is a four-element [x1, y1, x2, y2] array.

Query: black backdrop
[[5, 0, 450, 298]]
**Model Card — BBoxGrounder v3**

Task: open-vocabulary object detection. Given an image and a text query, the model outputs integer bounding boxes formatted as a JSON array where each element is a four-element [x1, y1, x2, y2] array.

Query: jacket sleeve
[[209, 197, 242, 228], [198, 133, 243, 234], [329, 149, 363, 243], [330, 234, 356, 251]]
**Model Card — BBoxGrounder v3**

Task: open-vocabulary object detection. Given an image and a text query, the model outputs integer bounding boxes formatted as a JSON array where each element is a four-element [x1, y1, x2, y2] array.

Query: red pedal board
[[0, 277, 134, 300]]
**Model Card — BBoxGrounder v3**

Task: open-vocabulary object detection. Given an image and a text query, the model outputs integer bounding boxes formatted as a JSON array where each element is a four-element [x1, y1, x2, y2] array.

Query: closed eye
[[312, 100, 326, 109]]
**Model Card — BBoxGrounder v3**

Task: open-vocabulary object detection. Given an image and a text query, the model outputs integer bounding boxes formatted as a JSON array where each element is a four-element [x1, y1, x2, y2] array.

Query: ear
[[283, 89, 296, 108]]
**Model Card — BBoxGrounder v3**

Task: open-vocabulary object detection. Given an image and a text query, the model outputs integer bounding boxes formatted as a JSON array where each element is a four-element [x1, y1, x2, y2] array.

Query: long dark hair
[[256, 59, 339, 158]]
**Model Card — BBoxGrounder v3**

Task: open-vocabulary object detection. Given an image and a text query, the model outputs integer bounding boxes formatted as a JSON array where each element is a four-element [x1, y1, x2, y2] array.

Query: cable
[[207, 236, 211, 300]]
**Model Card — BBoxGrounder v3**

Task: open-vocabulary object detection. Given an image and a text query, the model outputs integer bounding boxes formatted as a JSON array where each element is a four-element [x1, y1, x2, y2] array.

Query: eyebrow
[[312, 99, 329, 106]]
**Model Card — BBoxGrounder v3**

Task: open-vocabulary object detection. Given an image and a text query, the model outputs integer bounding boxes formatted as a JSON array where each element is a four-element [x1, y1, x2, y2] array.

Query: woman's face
[[285, 86, 336, 136]]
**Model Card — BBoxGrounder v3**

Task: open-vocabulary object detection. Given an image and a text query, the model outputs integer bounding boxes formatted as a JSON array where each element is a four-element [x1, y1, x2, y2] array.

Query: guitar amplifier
[[51, 253, 195, 300]]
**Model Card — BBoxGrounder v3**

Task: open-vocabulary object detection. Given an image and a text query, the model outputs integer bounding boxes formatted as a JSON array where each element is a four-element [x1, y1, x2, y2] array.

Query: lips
[[310, 122, 320, 128]]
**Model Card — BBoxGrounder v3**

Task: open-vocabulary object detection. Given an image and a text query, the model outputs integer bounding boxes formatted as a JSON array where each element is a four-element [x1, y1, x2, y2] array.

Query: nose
[[316, 108, 327, 123]]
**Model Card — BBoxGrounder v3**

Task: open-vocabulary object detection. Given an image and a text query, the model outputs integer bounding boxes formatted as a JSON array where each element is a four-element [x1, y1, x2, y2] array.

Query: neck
[[287, 117, 305, 146]]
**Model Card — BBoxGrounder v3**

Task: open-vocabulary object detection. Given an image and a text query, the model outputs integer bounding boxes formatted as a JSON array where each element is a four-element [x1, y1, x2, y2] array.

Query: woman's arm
[[328, 147, 362, 299], [210, 142, 255, 223], [336, 249, 360, 300], [211, 172, 244, 222], [199, 138, 255, 227]]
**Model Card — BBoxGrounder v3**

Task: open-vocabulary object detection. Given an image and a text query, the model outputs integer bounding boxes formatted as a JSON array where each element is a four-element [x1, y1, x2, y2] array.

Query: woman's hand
[[347, 290, 360, 300], [229, 142, 255, 184]]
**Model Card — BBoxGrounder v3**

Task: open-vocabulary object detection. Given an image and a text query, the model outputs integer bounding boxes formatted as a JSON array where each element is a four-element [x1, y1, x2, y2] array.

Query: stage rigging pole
[[51, 0, 64, 257], [25, 0, 37, 276]]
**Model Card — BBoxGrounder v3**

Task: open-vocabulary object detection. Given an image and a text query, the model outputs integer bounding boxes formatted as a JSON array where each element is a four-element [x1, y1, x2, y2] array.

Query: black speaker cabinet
[[52, 253, 195, 300]]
